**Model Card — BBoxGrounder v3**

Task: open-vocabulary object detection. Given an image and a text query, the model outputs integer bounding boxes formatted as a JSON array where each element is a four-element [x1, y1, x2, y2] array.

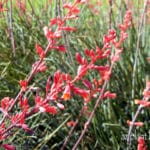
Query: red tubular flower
[[76, 0, 81, 3], [76, 65, 88, 80], [103, 91, 116, 99], [36, 44, 45, 59], [20, 97, 29, 110], [135, 99, 150, 107], [35, 96, 57, 115], [62, 85, 71, 101], [20, 124, 33, 134], [63, 3, 72, 9], [35, 96, 43, 106], [137, 137, 147, 150], [117, 24, 127, 32], [101, 70, 111, 81], [143, 82, 150, 99], [57, 102, 65, 110], [46, 71, 63, 100], [61, 73, 72, 81], [90, 65, 109, 71], [46, 76, 51, 95], [32, 61, 47, 73], [50, 17, 64, 26], [67, 121, 76, 127], [55, 45, 66, 52], [118, 10, 132, 32], [19, 80, 28, 91], [16, 0, 26, 14], [0, 123, 6, 140], [76, 52, 83, 64], [127, 120, 144, 127], [72, 86, 89, 102], [64, 14, 78, 20], [60, 26, 77, 31], [0, 98, 12, 117], [1, 97, 12, 111], [111, 54, 120, 63], [84, 49, 91, 56], [54, 70, 61, 84], [0, 2, 8, 12], [11, 112, 33, 134], [11, 112, 25, 125], [43, 104, 57, 115], [76, 52, 87, 65], [2, 144, 16, 150], [70, 7, 80, 14], [82, 79, 92, 89], [102, 49, 111, 58], [84, 49, 96, 62]]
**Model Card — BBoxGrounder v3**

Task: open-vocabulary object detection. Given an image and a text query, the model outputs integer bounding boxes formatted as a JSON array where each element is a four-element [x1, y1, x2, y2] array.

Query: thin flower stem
[[127, 105, 144, 149], [57, 0, 76, 72], [72, 64, 113, 150], [60, 108, 84, 150], [28, 0, 38, 19], [108, 0, 113, 29], [131, 0, 148, 99], [9, 0, 16, 57]]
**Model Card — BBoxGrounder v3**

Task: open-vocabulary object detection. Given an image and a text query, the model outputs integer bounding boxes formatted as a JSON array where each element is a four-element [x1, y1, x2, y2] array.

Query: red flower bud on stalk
[[135, 99, 150, 107], [54, 45, 66, 52], [50, 17, 64, 26], [0, 2, 8, 12], [127, 120, 144, 127], [16, 0, 26, 15], [110, 54, 120, 63], [32, 61, 47, 73], [67, 121, 76, 127], [61, 73, 72, 81], [2, 144, 16, 150], [143, 82, 150, 99], [82, 79, 92, 89], [60, 26, 77, 31], [137, 137, 147, 150], [103, 91, 116, 99], [19, 80, 28, 91], [76, 52, 87, 65], [76, 65, 88, 80], [1, 97, 13, 112], [46, 76, 51, 95], [56, 102, 65, 110], [64, 15, 78, 20], [36, 44, 45, 59], [20, 97, 29, 110], [72, 86, 90, 102]]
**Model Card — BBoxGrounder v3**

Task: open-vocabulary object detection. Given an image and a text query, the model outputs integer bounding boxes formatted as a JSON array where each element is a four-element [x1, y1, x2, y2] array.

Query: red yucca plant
[[0, 0, 132, 149]]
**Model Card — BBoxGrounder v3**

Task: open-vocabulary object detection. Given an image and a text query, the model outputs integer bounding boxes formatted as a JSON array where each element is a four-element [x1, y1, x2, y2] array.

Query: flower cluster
[[0, 0, 83, 149]]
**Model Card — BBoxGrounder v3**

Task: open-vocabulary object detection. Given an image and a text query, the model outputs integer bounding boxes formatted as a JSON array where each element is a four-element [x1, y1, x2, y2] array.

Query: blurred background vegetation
[[0, 0, 150, 149]]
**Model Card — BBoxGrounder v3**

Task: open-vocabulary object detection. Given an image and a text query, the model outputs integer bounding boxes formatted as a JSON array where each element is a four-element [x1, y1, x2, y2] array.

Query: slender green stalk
[[9, 0, 16, 57], [131, 0, 148, 99]]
